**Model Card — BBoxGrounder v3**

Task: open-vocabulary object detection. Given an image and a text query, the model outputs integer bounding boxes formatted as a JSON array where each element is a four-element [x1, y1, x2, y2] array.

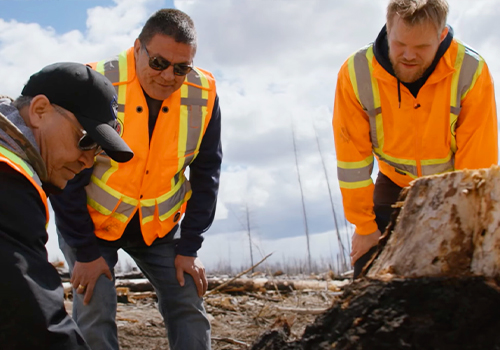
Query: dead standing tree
[[291, 122, 312, 273], [313, 122, 349, 273]]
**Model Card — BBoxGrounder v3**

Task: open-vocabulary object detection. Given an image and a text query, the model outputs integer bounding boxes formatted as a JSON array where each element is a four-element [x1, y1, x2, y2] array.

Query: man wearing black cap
[[0, 62, 133, 349], [51, 8, 221, 350]]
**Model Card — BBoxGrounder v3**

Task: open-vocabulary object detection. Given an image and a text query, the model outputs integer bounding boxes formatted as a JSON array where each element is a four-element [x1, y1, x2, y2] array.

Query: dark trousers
[[353, 172, 402, 278]]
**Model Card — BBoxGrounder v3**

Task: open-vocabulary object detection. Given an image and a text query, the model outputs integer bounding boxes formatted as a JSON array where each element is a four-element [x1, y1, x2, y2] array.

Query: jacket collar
[[0, 98, 48, 181]]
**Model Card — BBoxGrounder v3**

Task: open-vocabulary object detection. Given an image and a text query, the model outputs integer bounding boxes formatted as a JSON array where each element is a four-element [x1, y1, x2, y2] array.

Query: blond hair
[[387, 0, 449, 33]]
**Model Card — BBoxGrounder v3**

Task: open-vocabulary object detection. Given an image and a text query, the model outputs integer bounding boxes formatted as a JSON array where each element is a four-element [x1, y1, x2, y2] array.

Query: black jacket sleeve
[[176, 94, 222, 256], [0, 163, 48, 255], [49, 167, 101, 262]]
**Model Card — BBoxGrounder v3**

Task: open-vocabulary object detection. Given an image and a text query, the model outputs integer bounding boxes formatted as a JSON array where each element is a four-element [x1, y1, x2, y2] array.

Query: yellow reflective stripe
[[87, 197, 112, 215], [111, 211, 129, 223], [194, 67, 211, 97], [338, 155, 374, 183], [0, 147, 33, 176], [140, 177, 187, 223], [421, 151, 453, 166], [142, 215, 154, 225], [156, 175, 186, 204], [337, 155, 374, 169], [90, 175, 139, 206], [449, 112, 458, 154], [95, 60, 105, 74], [449, 43, 465, 154], [88, 196, 130, 223], [339, 179, 373, 190], [118, 51, 128, 85], [365, 46, 385, 155], [158, 191, 191, 221], [377, 151, 416, 166], [451, 44, 465, 109], [101, 158, 119, 183]]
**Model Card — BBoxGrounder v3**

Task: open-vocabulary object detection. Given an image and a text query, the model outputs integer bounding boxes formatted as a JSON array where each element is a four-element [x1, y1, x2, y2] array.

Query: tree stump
[[250, 166, 500, 350], [368, 166, 500, 278]]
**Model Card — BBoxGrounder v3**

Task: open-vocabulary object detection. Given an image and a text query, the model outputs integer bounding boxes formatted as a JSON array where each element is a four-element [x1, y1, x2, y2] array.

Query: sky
[[1, 0, 499, 272]]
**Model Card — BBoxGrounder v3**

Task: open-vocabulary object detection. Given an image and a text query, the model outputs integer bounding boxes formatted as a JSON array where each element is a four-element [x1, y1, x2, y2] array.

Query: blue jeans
[[58, 230, 211, 350]]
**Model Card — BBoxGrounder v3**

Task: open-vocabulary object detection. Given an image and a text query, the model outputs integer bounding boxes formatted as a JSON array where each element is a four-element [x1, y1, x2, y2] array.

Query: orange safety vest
[[0, 146, 49, 226], [86, 48, 216, 244]]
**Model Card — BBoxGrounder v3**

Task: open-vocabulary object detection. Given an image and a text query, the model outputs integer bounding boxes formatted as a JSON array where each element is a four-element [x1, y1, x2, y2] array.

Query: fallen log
[[114, 277, 348, 293]]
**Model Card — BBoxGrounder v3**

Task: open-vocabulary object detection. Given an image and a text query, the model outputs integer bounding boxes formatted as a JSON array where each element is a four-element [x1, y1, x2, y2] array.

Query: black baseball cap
[[21, 62, 133, 162]]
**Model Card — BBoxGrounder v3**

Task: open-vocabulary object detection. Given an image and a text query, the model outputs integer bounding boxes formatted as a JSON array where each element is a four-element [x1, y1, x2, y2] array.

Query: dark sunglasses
[[53, 105, 103, 156], [142, 44, 193, 76]]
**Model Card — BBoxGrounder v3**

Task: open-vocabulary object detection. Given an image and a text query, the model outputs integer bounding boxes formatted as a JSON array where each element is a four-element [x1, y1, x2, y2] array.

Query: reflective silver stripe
[[157, 181, 191, 216], [181, 154, 196, 170], [353, 47, 380, 149], [103, 60, 120, 88], [450, 45, 480, 119], [181, 98, 207, 106], [115, 200, 136, 218], [32, 172, 43, 187], [142, 182, 191, 219], [100, 57, 126, 111], [377, 154, 418, 176], [86, 181, 119, 212], [142, 205, 155, 219], [457, 47, 480, 103], [421, 159, 454, 176], [183, 70, 205, 155], [93, 157, 112, 179], [337, 163, 373, 183]]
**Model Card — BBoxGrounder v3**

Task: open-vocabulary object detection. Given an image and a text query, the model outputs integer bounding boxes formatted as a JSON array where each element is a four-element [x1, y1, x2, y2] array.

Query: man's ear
[[28, 95, 51, 128], [439, 26, 449, 43], [133, 38, 141, 61]]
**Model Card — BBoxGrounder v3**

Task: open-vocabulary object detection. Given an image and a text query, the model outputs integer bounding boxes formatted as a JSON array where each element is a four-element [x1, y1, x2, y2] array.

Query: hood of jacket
[[372, 24, 454, 98], [0, 97, 48, 181]]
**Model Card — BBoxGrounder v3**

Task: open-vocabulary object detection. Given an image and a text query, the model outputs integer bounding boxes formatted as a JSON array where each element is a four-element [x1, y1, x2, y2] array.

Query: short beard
[[390, 56, 428, 83]]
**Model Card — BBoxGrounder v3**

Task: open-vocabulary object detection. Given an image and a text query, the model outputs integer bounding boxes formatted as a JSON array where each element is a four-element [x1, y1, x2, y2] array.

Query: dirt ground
[[64, 280, 347, 349]]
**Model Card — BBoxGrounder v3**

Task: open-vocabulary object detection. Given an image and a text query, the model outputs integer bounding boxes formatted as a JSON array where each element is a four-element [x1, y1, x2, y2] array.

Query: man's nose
[[402, 48, 417, 61], [79, 149, 96, 169], [160, 65, 176, 80]]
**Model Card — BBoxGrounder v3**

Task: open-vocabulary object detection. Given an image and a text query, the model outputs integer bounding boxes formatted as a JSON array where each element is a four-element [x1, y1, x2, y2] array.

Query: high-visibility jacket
[[86, 48, 217, 244], [333, 38, 498, 235], [0, 130, 49, 227]]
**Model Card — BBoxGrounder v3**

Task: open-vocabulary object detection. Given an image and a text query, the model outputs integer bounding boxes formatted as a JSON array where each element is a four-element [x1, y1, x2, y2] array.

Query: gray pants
[[59, 231, 211, 350]]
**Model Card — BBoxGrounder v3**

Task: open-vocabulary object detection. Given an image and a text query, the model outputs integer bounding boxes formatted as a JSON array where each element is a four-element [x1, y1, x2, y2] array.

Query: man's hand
[[71, 257, 113, 305], [350, 229, 381, 265], [175, 255, 208, 297]]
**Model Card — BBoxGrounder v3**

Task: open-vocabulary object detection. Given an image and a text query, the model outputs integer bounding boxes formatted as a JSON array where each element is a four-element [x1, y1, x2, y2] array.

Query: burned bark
[[251, 166, 500, 349], [251, 277, 500, 350]]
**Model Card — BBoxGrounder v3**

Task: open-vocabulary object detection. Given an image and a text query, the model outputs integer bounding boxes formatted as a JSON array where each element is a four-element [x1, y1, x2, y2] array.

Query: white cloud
[[2, 0, 499, 270]]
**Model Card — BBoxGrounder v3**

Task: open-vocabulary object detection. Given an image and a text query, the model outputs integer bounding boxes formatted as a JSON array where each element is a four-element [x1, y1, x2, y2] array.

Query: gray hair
[[138, 9, 197, 51], [12, 95, 33, 110], [387, 0, 449, 33]]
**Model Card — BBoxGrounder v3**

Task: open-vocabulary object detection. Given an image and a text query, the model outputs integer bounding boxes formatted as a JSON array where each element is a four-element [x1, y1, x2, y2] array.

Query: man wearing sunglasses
[[51, 8, 221, 350], [0, 62, 133, 349]]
